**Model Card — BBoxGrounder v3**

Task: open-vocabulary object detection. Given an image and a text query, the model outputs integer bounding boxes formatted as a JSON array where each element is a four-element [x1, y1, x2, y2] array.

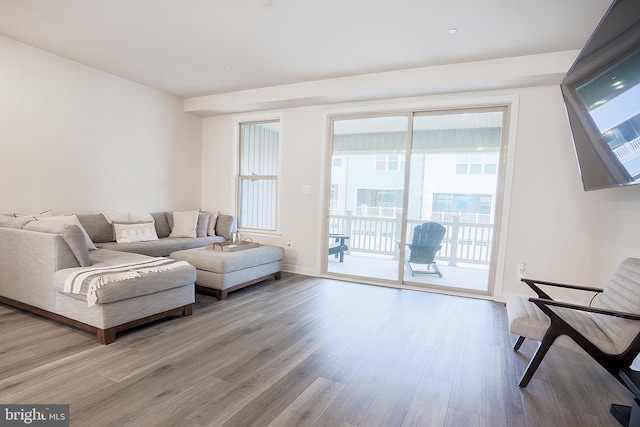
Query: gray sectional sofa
[[0, 210, 236, 344]]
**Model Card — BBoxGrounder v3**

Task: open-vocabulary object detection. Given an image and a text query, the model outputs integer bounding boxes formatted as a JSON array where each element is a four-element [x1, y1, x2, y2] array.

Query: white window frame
[[233, 114, 283, 235]]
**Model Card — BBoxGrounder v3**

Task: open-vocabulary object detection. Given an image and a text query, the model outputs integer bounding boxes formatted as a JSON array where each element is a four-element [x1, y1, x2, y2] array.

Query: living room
[[2, 2, 639, 302], [2, 0, 640, 425]]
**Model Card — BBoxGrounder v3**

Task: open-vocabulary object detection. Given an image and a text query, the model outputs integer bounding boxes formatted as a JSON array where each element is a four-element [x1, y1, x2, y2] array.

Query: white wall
[[591, 185, 640, 284], [0, 36, 202, 215], [201, 84, 640, 301]]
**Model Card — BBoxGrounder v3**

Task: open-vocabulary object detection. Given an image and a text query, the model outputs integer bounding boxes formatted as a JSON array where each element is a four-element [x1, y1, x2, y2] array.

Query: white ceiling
[[0, 0, 613, 99]]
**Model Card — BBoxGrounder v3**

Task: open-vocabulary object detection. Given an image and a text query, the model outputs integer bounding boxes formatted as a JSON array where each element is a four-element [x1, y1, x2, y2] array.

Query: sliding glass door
[[326, 115, 408, 281], [325, 108, 506, 294], [403, 110, 503, 292]]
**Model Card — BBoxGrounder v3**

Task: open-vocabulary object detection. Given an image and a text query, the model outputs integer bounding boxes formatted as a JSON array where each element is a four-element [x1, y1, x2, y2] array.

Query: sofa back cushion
[[215, 214, 237, 240], [24, 221, 91, 267], [77, 213, 114, 243], [0, 214, 33, 229], [36, 215, 97, 251]]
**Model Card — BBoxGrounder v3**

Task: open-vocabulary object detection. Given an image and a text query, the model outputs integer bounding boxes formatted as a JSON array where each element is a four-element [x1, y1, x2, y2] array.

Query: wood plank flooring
[[0, 273, 633, 426]]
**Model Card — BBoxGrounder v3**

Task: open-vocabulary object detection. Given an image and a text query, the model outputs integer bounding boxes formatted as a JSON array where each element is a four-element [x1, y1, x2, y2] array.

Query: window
[[330, 184, 339, 201], [432, 193, 492, 214], [375, 154, 405, 171], [470, 154, 483, 174], [237, 120, 280, 231], [355, 188, 403, 216], [456, 152, 498, 175], [456, 154, 469, 174], [329, 184, 339, 211], [484, 163, 497, 174]]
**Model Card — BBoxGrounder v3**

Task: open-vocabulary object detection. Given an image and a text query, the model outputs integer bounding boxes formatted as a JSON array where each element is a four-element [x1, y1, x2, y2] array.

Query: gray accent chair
[[506, 258, 640, 388]]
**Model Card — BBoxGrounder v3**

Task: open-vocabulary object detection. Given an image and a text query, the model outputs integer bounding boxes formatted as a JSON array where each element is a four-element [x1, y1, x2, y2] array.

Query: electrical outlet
[[517, 263, 526, 278]]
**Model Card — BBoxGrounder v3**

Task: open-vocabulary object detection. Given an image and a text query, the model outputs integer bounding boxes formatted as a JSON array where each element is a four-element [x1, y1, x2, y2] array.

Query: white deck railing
[[329, 212, 493, 266]]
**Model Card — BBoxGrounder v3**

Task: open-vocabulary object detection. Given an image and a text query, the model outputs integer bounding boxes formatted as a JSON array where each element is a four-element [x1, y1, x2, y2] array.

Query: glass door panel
[[404, 111, 504, 292], [326, 115, 408, 281]]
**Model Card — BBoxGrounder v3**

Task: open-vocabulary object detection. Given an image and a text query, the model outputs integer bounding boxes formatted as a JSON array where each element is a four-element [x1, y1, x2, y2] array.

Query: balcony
[[328, 211, 492, 292]]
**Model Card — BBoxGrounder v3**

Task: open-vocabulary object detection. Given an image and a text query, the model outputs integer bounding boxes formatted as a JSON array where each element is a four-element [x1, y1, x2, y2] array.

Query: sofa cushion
[[98, 235, 224, 257], [53, 249, 196, 305], [37, 214, 98, 250], [24, 221, 91, 267], [170, 245, 284, 274], [207, 211, 220, 236], [14, 209, 54, 218], [77, 213, 114, 243], [151, 212, 171, 238], [169, 210, 199, 238], [0, 214, 33, 229], [101, 210, 154, 224], [113, 221, 159, 243], [197, 212, 211, 237], [215, 214, 237, 240]]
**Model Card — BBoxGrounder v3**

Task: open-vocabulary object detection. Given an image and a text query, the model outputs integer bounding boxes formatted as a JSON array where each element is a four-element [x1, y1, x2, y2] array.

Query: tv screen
[[561, 0, 640, 191]]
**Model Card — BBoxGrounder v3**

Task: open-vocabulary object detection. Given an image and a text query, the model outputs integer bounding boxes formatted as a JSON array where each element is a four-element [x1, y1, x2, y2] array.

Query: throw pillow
[[37, 214, 98, 250], [197, 211, 211, 238], [14, 209, 54, 218], [215, 214, 237, 240], [151, 212, 171, 238], [207, 211, 220, 236], [169, 210, 199, 238], [0, 214, 33, 229], [77, 213, 114, 243], [24, 221, 91, 267], [113, 221, 159, 243]]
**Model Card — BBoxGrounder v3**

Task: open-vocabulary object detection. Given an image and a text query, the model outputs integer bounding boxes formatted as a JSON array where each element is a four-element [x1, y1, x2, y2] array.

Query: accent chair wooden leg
[[519, 338, 554, 387], [275, 272, 281, 280], [513, 336, 526, 351]]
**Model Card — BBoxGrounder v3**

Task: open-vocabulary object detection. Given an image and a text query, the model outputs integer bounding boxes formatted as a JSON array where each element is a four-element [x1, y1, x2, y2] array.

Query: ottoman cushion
[[170, 246, 284, 274]]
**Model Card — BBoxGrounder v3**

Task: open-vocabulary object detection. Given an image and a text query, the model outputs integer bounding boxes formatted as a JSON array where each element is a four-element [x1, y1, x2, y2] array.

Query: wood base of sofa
[[0, 296, 192, 345], [196, 271, 281, 301]]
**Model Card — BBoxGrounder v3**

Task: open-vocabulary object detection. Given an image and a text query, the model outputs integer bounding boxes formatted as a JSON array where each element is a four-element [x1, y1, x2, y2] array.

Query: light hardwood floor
[[0, 273, 633, 426]]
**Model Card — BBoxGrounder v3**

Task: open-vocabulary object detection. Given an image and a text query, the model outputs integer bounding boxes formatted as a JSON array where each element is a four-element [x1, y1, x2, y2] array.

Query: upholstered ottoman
[[169, 245, 284, 300]]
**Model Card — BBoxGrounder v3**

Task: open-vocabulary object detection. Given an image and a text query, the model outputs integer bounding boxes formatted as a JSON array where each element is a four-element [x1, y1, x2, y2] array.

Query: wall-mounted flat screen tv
[[561, 0, 640, 191]]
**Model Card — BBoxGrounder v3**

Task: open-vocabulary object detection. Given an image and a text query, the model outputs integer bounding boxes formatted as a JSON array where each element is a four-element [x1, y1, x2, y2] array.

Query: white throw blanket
[[63, 258, 190, 306]]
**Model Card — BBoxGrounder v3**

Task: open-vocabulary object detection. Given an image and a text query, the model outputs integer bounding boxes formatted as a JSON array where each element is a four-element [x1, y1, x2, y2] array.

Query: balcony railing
[[329, 211, 493, 266], [613, 136, 640, 161]]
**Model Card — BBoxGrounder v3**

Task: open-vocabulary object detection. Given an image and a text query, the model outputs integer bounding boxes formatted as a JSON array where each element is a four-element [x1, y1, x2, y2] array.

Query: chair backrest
[[408, 222, 446, 263], [592, 257, 640, 354]]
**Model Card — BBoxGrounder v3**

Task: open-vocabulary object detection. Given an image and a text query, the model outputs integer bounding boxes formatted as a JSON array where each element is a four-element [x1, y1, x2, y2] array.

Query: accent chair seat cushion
[[506, 294, 618, 354]]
